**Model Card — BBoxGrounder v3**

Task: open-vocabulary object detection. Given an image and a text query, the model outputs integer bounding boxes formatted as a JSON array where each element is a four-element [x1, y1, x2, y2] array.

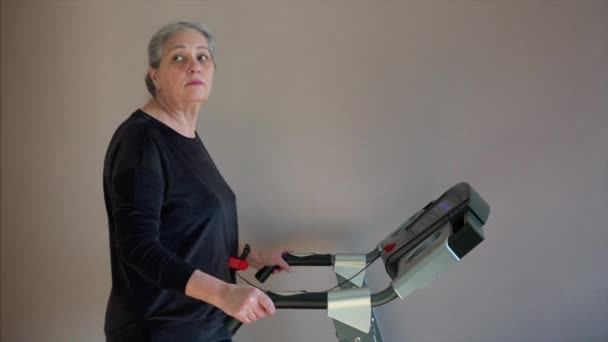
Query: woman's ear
[[149, 67, 159, 89]]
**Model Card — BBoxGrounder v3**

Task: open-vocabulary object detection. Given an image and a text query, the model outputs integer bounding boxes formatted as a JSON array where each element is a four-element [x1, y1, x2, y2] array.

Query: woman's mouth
[[186, 80, 204, 86]]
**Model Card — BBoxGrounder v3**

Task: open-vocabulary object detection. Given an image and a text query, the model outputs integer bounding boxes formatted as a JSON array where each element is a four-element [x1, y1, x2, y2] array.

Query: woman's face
[[150, 29, 215, 106]]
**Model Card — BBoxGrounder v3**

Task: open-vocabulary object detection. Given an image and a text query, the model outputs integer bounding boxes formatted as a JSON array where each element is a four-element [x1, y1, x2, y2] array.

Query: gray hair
[[145, 21, 216, 98]]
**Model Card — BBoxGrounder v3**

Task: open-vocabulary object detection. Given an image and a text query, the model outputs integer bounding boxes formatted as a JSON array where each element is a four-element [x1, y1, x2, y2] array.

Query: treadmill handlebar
[[255, 253, 334, 282], [224, 286, 398, 334], [254, 250, 380, 283], [224, 291, 330, 334]]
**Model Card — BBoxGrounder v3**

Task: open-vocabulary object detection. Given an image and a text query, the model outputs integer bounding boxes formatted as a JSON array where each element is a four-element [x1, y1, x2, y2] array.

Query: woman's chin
[[183, 95, 209, 105]]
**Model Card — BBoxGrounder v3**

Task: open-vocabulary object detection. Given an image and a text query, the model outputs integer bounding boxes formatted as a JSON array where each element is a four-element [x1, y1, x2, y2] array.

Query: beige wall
[[1, 1, 607, 341]]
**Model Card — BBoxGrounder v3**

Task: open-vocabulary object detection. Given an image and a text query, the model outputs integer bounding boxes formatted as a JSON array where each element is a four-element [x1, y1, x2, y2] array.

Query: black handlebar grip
[[283, 253, 333, 266], [254, 254, 334, 283], [255, 265, 279, 283], [223, 315, 243, 335]]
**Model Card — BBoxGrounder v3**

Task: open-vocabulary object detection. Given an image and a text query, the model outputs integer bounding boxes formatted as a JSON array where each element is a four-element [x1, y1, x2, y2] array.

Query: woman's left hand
[[248, 246, 293, 273]]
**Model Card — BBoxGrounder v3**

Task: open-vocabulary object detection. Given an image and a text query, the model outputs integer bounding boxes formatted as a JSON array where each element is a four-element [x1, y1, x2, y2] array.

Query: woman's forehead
[[164, 29, 209, 51]]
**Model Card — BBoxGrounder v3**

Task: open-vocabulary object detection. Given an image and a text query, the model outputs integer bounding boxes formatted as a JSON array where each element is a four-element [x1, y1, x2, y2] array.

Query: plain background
[[1, 1, 607, 341]]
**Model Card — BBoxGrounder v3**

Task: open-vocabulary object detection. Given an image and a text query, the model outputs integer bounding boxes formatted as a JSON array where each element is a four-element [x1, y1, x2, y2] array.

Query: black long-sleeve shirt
[[103, 109, 238, 341]]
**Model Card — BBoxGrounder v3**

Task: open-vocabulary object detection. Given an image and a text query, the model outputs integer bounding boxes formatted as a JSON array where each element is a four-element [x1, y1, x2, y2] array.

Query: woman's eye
[[173, 55, 184, 62], [198, 55, 209, 62]]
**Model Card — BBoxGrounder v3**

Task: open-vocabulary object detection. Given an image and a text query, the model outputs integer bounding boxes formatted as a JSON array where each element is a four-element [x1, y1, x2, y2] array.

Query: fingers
[[274, 248, 293, 272], [233, 288, 275, 324], [236, 307, 260, 324], [251, 305, 267, 320], [253, 247, 293, 273], [238, 314, 252, 324], [278, 259, 291, 272], [259, 293, 276, 316], [249, 291, 275, 319]]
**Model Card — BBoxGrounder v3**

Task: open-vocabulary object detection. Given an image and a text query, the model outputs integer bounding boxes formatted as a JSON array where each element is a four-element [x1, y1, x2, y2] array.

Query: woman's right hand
[[219, 284, 276, 324]]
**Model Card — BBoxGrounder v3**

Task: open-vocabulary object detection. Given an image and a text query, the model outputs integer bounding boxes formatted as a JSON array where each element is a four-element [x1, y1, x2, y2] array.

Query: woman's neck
[[141, 99, 200, 138]]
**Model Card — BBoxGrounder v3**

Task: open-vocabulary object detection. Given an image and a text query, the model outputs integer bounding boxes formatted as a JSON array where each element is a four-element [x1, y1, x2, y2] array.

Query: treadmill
[[225, 182, 490, 341]]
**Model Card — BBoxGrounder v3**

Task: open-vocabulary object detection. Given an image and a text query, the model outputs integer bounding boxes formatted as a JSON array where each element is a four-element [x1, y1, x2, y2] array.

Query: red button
[[229, 257, 249, 270], [384, 243, 396, 252]]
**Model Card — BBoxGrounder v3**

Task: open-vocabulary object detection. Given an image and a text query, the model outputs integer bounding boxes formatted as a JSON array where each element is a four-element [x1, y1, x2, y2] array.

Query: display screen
[[438, 200, 453, 212]]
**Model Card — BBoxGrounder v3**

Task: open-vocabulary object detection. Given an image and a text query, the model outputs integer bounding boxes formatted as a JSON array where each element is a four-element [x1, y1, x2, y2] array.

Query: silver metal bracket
[[331, 253, 385, 341], [328, 287, 371, 333], [332, 274, 385, 342], [334, 254, 367, 287], [391, 223, 460, 300]]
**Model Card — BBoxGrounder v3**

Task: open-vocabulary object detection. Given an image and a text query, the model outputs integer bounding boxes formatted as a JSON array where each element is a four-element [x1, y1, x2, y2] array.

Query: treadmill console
[[379, 182, 490, 280]]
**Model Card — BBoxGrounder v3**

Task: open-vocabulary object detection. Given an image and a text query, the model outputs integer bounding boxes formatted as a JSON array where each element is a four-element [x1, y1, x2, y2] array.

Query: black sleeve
[[109, 127, 195, 293]]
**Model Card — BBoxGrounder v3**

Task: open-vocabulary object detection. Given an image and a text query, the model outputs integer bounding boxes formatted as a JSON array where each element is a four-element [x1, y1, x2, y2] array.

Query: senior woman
[[103, 22, 290, 342]]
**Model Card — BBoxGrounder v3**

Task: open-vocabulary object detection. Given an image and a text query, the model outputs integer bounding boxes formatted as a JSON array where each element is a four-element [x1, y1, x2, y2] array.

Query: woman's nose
[[188, 60, 202, 74], [188, 63, 200, 74]]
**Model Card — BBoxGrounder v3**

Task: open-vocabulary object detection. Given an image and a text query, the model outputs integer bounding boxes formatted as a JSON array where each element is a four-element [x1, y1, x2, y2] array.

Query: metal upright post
[[331, 272, 384, 341]]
